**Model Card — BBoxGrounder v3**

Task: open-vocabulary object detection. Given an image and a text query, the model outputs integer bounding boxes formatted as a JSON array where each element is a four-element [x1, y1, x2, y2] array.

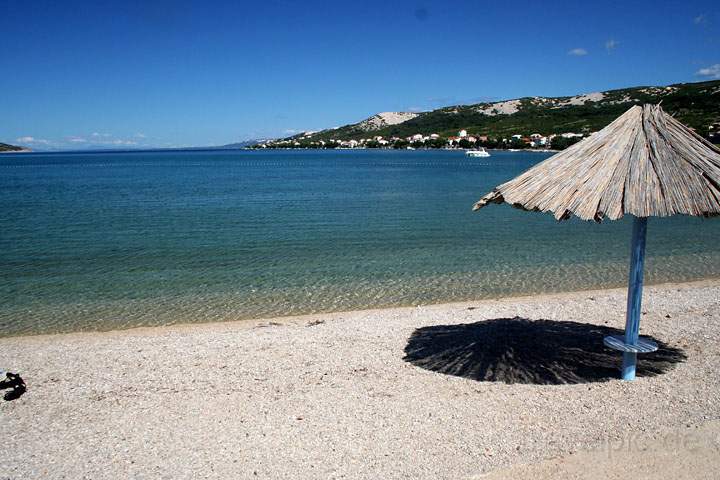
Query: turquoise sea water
[[2, 149, 720, 337]]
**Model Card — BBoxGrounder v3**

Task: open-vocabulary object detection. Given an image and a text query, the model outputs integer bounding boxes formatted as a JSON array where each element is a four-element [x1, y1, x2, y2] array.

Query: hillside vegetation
[[261, 80, 720, 148]]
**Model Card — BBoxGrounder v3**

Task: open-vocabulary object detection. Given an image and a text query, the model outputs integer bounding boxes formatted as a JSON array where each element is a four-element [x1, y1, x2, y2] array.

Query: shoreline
[[3, 279, 720, 478], [4, 277, 720, 342], [0, 147, 558, 155]]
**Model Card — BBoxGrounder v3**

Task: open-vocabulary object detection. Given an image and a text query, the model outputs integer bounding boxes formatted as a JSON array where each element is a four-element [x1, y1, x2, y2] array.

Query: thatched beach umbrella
[[473, 104, 720, 380]]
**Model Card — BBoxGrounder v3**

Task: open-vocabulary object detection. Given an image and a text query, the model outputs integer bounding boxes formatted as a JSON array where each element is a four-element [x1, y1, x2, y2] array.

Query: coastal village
[[257, 118, 720, 151], [255, 129, 587, 151]]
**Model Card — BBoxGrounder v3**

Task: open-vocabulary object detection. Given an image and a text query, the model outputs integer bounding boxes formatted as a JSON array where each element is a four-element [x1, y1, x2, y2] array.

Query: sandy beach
[[2, 280, 720, 479]]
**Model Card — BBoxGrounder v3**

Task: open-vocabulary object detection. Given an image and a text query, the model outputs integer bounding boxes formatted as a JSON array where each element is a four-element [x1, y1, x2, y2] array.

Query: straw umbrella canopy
[[473, 104, 720, 380]]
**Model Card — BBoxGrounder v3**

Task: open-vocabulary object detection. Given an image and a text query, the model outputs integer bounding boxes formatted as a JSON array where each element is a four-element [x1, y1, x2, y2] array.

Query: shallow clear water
[[1, 149, 719, 337]]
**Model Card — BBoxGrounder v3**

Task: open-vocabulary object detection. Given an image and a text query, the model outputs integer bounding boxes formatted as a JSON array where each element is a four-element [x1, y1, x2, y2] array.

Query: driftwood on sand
[[473, 104, 720, 222]]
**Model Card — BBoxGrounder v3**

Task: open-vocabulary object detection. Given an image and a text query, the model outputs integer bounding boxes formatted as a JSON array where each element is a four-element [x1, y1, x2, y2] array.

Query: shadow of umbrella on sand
[[403, 317, 686, 385], [473, 105, 720, 380]]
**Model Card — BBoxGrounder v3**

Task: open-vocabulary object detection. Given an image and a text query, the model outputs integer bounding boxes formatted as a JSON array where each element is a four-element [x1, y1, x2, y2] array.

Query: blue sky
[[1, 0, 718, 150]]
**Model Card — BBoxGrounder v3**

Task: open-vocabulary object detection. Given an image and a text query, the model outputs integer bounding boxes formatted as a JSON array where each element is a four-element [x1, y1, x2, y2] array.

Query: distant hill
[[263, 80, 720, 146], [0, 142, 27, 152], [218, 139, 272, 149]]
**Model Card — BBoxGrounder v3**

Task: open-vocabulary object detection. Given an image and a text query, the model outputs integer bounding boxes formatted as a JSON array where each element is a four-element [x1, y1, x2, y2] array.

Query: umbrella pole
[[621, 216, 648, 380]]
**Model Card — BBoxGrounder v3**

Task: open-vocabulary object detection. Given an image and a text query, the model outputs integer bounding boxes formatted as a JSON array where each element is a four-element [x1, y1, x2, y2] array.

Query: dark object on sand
[[403, 317, 686, 385], [0, 372, 26, 401]]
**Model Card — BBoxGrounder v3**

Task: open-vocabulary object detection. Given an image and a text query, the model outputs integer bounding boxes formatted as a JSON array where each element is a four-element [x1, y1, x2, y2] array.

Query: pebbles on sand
[[2, 280, 720, 479]]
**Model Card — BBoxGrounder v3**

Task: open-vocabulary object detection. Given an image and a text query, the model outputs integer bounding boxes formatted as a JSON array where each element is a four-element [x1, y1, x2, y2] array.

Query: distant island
[[0, 142, 28, 153], [253, 79, 720, 151]]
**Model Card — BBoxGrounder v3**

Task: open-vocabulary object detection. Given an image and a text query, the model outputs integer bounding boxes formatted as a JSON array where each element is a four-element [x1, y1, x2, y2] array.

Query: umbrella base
[[603, 335, 658, 353], [604, 335, 658, 381]]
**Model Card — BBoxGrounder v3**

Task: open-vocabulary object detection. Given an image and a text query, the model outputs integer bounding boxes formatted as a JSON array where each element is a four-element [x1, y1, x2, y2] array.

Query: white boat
[[465, 148, 490, 158]]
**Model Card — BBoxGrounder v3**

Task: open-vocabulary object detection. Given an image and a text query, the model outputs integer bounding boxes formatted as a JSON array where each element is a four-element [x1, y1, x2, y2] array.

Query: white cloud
[[696, 64, 720, 79], [16, 136, 49, 144], [568, 48, 588, 56], [694, 14, 706, 25], [605, 39, 619, 52], [283, 129, 301, 135], [12, 132, 151, 150], [62, 133, 142, 147], [84, 133, 141, 146]]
